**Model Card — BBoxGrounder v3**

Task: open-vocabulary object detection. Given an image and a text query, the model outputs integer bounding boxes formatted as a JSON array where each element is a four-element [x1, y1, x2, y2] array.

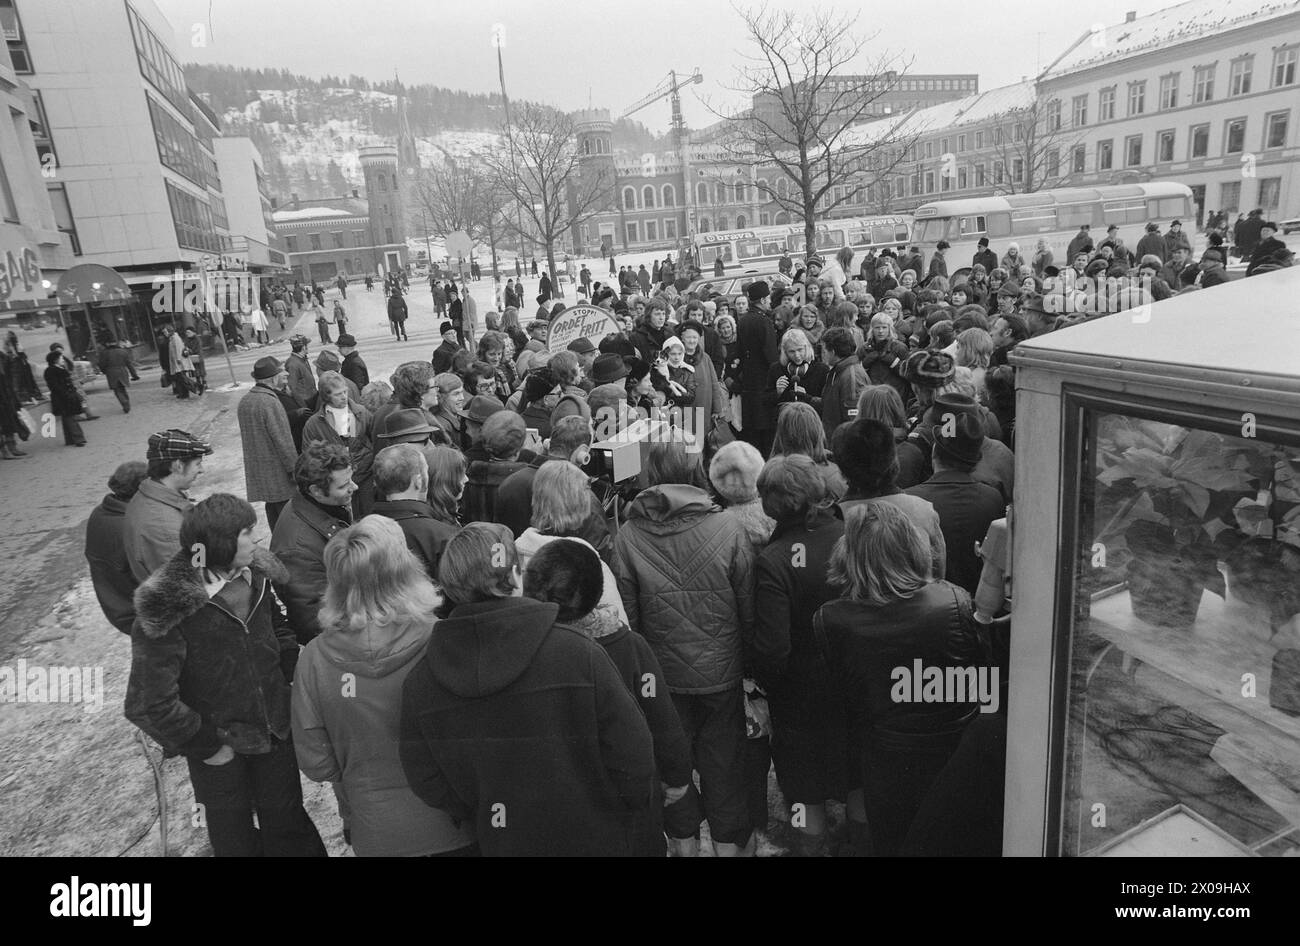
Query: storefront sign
[[547, 305, 620, 353], [0, 246, 43, 303]]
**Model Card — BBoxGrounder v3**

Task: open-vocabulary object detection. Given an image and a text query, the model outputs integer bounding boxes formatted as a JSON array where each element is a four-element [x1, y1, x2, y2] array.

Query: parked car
[[1281, 216, 1300, 236], [684, 268, 791, 300]]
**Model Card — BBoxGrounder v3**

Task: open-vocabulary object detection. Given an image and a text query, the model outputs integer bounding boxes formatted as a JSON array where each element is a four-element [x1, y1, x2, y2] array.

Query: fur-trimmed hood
[[133, 546, 289, 639]]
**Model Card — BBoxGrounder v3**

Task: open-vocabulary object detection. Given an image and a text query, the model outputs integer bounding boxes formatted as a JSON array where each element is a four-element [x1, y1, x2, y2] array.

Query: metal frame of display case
[[1003, 267, 1300, 856]]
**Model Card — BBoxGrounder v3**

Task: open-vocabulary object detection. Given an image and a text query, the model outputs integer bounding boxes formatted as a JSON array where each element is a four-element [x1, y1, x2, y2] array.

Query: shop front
[[1005, 267, 1300, 856]]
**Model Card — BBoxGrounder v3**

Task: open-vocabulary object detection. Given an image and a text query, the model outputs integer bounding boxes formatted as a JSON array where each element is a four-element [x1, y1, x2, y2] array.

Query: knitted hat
[[805, 254, 825, 269]]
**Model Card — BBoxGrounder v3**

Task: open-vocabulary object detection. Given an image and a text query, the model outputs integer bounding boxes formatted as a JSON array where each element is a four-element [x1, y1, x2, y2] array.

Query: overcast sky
[[156, 0, 1190, 132]]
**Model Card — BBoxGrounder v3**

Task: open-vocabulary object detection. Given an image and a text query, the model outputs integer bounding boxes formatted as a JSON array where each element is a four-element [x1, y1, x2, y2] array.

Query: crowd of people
[[71, 208, 1289, 857]]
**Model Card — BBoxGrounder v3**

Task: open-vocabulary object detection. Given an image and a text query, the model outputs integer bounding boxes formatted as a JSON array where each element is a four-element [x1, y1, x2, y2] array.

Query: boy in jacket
[[125, 494, 325, 857]]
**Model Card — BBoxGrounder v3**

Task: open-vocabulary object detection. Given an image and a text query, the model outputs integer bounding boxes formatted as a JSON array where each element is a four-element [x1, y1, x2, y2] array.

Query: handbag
[[707, 416, 737, 451]]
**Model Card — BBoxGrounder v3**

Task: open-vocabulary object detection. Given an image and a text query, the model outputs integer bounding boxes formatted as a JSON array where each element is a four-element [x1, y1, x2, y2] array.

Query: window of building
[[353, 229, 365, 246], [1220, 180, 1241, 213], [1046, 148, 1060, 178], [285, 235, 298, 253], [717, 216, 729, 231], [957, 166, 968, 189], [1157, 129, 1175, 163], [165, 181, 221, 253], [1070, 145, 1084, 175], [1097, 139, 1113, 170], [622, 186, 636, 210], [994, 126, 1003, 145], [975, 130, 984, 149], [1127, 81, 1146, 116], [941, 137, 951, 155], [697, 181, 709, 205], [1047, 100, 1061, 131], [1259, 176, 1282, 210], [48, 183, 80, 255], [922, 170, 934, 193], [1265, 110, 1289, 149], [209, 195, 228, 230], [993, 160, 1005, 184], [664, 218, 677, 239], [974, 163, 985, 186], [353, 257, 362, 273], [1274, 46, 1298, 87], [1072, 94, 1088, 127], [0, 0, 32, 72], [626, 222, 639, 244], [1098, 87, 1116, 121], [310, 233, 322, 251], [0, 151, 16, 222], [332, 231, 344, 248], [645, 220, 658, 242], [643, 185, 656, 209], [1013, 122, 1024, 142], [1159, 73, 1179, 110], [27, 90, 55, 172], [381, 204, 388, 216], [1125, 134, 1142, 166], [385, 227, 394, 244], [957, 133, 967, 152], [126, 4, 190, 115], [1229, 56, 1253, 96], [924, 141, 934, 159], [716, 182, 727, 204], [1010, 158, 1023, 183], [1190, 123, 1210, 158], [1193, 64, 1215, 103], [1225, 118, 1246, 153], [662, 183, 675, 207], [378, 176, 387, 192]]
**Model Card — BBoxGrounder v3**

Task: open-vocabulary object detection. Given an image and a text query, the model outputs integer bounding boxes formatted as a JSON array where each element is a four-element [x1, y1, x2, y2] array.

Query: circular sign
[[546, 304, 621, 354], [445, 230, 473, 257]]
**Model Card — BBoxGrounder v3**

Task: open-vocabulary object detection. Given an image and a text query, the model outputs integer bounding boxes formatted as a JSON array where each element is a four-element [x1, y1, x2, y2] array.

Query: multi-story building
[[212, 135, 288, 278], [1036, 0, 1300, 224], [752, 72, 979, 138], [273, 189, 392, 284]]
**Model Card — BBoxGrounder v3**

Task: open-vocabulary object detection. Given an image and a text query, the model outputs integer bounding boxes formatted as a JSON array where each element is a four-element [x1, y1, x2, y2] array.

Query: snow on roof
[[272, 206, 355, 222], [840, 80, 1036, 149], [1041, 0, 1300, 79]]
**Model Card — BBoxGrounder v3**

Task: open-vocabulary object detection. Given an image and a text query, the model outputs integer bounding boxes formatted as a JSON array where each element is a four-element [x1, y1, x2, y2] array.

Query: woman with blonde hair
[[429, 372, 467, 450], [814, 500, 989, 856], [770, 401, 847, 500], [292, 515, 477, 857], [763, 328, 827, 417], [954, 328, 994, 398]]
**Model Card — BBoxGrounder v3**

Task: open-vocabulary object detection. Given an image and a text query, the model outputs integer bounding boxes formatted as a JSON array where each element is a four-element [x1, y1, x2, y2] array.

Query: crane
[[621, 69, 704, 240]]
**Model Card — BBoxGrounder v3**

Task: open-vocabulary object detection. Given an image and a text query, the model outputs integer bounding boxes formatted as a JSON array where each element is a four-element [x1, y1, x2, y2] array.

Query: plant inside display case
[[1091, 417, 1273, 627]]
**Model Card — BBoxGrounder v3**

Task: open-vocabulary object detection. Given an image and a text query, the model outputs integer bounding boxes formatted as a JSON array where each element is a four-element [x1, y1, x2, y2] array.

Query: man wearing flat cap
[[239, 358, 299, 531], [124, 429, 214, 582]]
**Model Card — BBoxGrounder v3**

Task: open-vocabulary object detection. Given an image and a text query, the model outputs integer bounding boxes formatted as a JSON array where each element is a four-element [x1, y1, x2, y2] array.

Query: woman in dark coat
[[629, 301, 675, 365], [814, 501, 991, 856], [43, 352, 85, 446], [3, 332, 41, 402], [302, 371, 374, 518], [859, 314, 913, 405], [751, 455, 847, 857], [0, 348, 28, 457], [735, 296, 779, 455], [762, 328, 828, 418]]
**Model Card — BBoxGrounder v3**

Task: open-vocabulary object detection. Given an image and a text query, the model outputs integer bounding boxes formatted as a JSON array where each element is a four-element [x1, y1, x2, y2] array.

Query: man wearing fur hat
[[126, 493, 326, 857]]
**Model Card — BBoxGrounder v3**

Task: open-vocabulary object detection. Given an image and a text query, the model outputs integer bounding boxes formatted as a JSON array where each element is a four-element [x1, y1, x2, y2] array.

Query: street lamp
[[494, 24, 530, 271]]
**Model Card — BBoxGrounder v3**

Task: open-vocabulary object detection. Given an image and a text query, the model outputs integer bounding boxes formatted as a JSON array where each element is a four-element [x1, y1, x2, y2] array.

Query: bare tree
[[704, 2, 920, 256], [410, 152, 505, 274], [484, 103, 612, 293], [986, 98, 1087, 195]]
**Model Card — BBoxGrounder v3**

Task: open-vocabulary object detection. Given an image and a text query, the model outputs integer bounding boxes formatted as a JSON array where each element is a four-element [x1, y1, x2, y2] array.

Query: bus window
[[699, 244, 733, 266], [1058, 203, 1098, 229], [987, 213, 1011, 238], [914, 218, 949, 243], [1011, 208, 1058, 235], [737, 238, 763, 260], [788, 233, 806, 254], [762, 238, 786, 256], [817, 229, 845, 250], [1102, 198, 1147, 225], [849, 227, 874, 247], [1152, 197, 1188, 218], [894, 223, 910, 243], [957, 215, 987, 237], [871, 225, 894, 245]]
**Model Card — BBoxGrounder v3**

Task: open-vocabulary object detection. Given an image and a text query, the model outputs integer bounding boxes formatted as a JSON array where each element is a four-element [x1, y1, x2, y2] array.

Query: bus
[[912, 182, 1195, 278], [691, 214, 914, 273]]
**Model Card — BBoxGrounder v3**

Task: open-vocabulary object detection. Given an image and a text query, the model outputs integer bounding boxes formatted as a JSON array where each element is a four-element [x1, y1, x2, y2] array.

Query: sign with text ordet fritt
[[546, 305, 620, 354]]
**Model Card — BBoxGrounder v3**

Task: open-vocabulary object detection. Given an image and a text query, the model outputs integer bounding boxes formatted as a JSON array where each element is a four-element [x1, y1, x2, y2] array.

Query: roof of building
[[1040, 0, 1300, 80], [838, 79, 1036, 150], [272, 196, 369, 226]]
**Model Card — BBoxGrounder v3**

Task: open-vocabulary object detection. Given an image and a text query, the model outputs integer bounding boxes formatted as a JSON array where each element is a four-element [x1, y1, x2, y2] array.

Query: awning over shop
[[55, 263, 134, 306]]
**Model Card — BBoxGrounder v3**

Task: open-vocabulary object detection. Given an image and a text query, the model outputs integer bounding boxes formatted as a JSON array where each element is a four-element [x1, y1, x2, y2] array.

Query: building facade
[[212, 135, 287, 276]]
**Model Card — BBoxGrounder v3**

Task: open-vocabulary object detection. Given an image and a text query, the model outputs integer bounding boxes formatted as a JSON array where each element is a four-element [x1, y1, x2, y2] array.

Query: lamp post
[[493, 24, 530, 271]]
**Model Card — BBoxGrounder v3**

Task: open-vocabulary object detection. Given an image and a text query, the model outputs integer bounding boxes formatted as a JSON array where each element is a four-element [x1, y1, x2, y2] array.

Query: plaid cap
[[146, 429, 213, 462]]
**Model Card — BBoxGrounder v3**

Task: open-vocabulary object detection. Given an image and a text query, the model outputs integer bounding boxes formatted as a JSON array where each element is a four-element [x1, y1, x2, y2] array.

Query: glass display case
[[1004, 267, 1300, 857]]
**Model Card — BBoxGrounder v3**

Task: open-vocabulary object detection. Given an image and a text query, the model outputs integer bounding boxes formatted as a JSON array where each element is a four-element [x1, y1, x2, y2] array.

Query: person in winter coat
[[400, 523, 656, 856], [125, 494, 326, 857], [270, 443, 356, 644], [238, 357, 300, 532], [43, 352, 86, 446], [630, 301, 676, 366], [286, 336, 316, 407], [523, 538, 693, 856], [1246, 221, 1288, 276], [292, 515, 477, 857], [999, 243, 1025, 276], [751, 455, 850, 856], [612, 442, 758, 856], [735, 291, 780, 456], [462, 411, 530, 523], [763, 328, 827, 421], [1030, 238, 1054, 279], [124, 429, 212, 583], [85, 461, 148, 634], [387, 291, 409, 342], [302, 372, 375, 519], [338, 334, 368, 389], [971, 238, 998, 276], [926, 241, 950, 284], [818, 327, 868, 442], [1163, 220, 1192, 260], [677, 319, 730, 433], [1136, 222, 1167, 263], [858, 314, 912, 405], [370, 444, 458, 579], [814, 501, 991, 856], [98, 340, 137, 413], [656, 335, 697, 413]]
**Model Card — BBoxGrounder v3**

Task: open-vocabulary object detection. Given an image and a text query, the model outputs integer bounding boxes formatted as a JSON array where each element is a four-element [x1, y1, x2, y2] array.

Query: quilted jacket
[[611, 484, 756, 695]]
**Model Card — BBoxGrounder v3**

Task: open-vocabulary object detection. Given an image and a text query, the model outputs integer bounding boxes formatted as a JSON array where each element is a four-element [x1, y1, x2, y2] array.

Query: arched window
[[717, 216, 729, 231], [643, 185, 655, 209], [716, 182, 727, 205], [584, 139, 591, 155], [774, 211, 790, 225], [662, 183, 675, 207], [736, 214, 746, 229], [378, 176, 387, 192], [699, 217, 710, 232], [777, 178, 788, 199], [696, 182, 709, 205], [622, 186, 636, 210]]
